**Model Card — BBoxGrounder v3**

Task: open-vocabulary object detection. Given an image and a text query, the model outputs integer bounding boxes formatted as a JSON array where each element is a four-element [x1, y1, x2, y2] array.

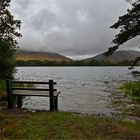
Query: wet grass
[[120, 80, 140, 100], [0, 110, 140, 139]]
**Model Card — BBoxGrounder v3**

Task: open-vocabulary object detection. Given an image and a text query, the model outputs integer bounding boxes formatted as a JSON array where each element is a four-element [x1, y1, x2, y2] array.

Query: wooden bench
[[6, 80, 60, 111]]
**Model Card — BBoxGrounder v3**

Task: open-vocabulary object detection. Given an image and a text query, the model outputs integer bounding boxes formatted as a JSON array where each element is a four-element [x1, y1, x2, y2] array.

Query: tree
[[0, 41, 15, 79], [104, 0, 140, 56], [0, 0, 21, 79], [111, 0, 140, 47]]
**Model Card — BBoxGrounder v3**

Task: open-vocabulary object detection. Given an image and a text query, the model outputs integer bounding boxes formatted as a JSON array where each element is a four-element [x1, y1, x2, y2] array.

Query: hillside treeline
[[16, 60, 137, 66]]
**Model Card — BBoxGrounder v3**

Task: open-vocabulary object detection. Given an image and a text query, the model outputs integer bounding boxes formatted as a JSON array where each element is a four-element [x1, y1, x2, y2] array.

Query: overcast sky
[[10, 0, 139, 59]]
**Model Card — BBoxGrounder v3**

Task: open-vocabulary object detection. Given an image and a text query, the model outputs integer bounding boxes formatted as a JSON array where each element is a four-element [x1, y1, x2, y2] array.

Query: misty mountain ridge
[[18, 49, 58, 55], [16, 49, 140, 66], [16, 49, 72, 62], [83, 50, 140, 64]]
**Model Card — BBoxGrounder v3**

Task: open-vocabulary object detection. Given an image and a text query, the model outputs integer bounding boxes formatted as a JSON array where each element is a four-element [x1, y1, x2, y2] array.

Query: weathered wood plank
[[12, 81, 56, 85], [13, 90, 58, 96], [12, 87, 57, 91], [6, 79, 59, 111], [6, 80, 14, 109], [49, 80, 54, 111]]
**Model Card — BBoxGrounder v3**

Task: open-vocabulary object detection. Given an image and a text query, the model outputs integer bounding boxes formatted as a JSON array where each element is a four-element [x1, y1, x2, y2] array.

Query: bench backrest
[[12, 80, 57, 92], [6, 79, 57, 111]]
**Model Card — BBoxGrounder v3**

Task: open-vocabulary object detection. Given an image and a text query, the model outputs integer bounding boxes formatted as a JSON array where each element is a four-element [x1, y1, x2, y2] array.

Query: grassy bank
[[0, 110, 140, 139], [120, 80, 140, 100]]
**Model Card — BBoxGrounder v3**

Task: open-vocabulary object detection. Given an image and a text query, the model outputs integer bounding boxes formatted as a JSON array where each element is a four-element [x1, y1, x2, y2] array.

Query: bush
[[0, 80, 6, 91], [120, 81, 140, 99], [0, 41, 16, 79]]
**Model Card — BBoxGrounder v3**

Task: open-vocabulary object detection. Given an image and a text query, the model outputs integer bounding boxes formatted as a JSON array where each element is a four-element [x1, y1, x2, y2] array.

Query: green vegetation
[[15, 59, 135, 66], [0, 80, 33, 99], [0, 111, 140, 139], [0, 80, 6, 100], [13, 83, 34, 88], [0, 0, 21, 79], [0, 80, 33, 91], [0, 80, 5, 91], [0, 41, 16, 79], [105, 0, 140, 56], [120, 80, 140, 100], [111, 0, 140, 47]]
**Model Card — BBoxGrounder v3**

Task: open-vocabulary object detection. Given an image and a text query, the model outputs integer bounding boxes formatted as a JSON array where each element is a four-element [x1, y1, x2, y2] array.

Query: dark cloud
[[125, 0, 136, 3], [10, 0, 139, 59]]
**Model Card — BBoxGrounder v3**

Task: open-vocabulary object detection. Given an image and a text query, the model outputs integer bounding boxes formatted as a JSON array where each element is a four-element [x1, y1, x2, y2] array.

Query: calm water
[[15, 66, 140, 117]]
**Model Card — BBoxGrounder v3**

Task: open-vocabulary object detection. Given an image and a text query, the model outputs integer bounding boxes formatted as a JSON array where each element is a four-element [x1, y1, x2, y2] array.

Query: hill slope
[[84, 50, 140, 64], [16, 50, 72, 62]]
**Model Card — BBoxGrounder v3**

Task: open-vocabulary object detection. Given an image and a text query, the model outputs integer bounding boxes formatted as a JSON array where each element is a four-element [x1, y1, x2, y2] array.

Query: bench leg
[[6, 80, 14, 109], [54, 96, 58, 111], [17, 96, 22, 108], [13, 95, 17, 108]]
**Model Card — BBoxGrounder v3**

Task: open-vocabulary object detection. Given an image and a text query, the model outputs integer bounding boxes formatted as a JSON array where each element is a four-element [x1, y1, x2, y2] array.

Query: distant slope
[[83, 50, 140, 64], [16, 50, 72, 62]]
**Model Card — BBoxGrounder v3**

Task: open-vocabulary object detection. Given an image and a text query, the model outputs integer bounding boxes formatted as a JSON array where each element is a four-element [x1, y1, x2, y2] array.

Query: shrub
[[120, 81, 140, 99], [0, 80, 6, 91]]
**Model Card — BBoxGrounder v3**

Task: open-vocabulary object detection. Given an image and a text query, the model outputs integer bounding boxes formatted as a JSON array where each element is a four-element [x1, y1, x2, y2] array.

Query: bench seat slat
[[13, 90, 58, 96], [12, 81, 56, 85], [12, 87, 57, 91]]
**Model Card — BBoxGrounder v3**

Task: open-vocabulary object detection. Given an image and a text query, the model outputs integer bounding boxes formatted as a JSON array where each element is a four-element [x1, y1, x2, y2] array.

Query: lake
[[15, 66, 140, 118]]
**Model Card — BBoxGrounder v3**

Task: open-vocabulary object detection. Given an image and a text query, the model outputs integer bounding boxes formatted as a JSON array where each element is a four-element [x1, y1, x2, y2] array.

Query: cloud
[[125, 0, 136, 3], [10, 0, 139, 59], [11, 0, 33, 17]]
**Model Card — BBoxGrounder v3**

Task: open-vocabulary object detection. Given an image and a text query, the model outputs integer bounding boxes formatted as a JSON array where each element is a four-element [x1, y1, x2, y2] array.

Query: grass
[[0, 80, 6, 100], [0, 80, 6, 91], [120, 80, 140, 100], [0, 110, 140, 139]]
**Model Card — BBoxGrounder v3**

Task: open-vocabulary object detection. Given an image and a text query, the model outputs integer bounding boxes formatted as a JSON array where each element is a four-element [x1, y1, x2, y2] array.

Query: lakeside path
[[0, 109, 140, 139]]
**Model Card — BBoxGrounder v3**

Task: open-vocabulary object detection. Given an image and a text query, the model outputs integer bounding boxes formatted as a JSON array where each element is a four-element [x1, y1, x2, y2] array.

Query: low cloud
[[10, 0, 139, 59]]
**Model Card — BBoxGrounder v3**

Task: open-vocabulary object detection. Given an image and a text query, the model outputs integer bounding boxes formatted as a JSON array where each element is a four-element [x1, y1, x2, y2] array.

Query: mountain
[[16, 50, 140, 66], [83, 50, 140, 64], [16, 50, 72, 62]]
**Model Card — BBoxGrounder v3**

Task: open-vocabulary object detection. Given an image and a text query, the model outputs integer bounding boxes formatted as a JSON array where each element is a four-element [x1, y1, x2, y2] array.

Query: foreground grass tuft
[[0, 110, 140, 139]]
